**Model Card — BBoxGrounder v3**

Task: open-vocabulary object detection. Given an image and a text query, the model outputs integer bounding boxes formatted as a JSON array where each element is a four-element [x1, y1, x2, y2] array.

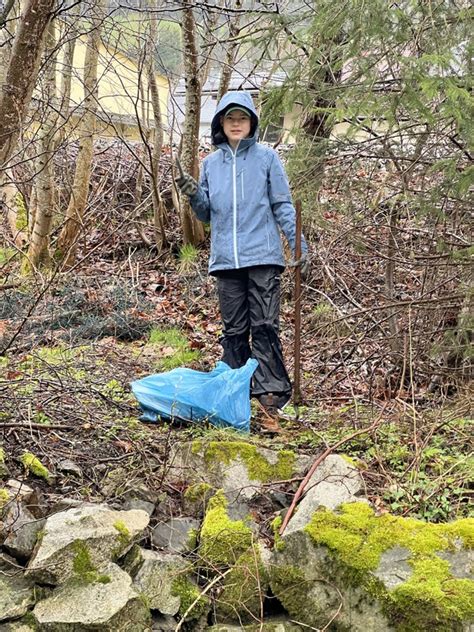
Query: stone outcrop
[[0, 553, 37, 623], [283, 453, 364, 534], [3, 501, 45, 561], [0, 441, 472, 631], [151, 517, 200, 553], [27, 504, 149, 584], [170, 440, 309, 520], [32, 562, 151, 631], [125, 547, 188, 615], [270, 501, 474, 631]]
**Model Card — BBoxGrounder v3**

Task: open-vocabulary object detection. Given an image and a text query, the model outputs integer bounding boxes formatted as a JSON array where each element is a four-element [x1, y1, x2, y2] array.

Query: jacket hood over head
[[211, 91, 259, 146]]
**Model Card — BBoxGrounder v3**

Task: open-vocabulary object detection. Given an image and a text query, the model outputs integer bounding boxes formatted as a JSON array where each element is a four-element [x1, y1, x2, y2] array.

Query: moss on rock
[[20, 452, 51, 481], [0, 487, 10, 510], [269, 564, 312, 624], [199, 490, 253, 566], [271, 516, 285, 552], [193, 440, 296, 483], [216, 545, 269, 623], [171, 576, 209, 620], [72, 540, 111, 585], [184, 481, 213, 503], [304, 502, 474, 630]]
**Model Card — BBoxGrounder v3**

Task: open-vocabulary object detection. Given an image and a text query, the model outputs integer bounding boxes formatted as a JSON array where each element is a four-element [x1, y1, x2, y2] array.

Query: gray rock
[[270, 527, 393, 631], [285, 454, 364, 534], [270, 503, 474, 632], [57, 459, 83, 478], [0, 570, 35, 622], [170, 441, 306, 520], [27, 504, 149, 584], [439, 546, 474, 579], [32, 561, 151, 631], [5, 481, 35, 504], [123, 482, 161, 506], [126, 548, 189, 616], [3, 501, 45, 561], [373, 546, 412, 589], [151, 517, 200, 553], [123, 497, 155, 517]]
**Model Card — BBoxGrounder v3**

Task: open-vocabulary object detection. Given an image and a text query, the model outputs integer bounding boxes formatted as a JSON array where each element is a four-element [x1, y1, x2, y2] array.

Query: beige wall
[[66, 38, 169, 140]]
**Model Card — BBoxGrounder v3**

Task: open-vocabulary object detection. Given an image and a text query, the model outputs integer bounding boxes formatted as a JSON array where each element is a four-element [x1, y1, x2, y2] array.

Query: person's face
[[221, 111, 251, 147]]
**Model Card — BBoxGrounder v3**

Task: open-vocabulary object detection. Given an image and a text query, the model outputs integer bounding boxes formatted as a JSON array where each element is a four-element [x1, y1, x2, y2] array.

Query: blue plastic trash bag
[[131, 358, 258, 432]]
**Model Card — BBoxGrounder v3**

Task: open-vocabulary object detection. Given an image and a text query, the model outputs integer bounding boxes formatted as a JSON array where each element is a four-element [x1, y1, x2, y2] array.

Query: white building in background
[[169, 68, 300, 145]]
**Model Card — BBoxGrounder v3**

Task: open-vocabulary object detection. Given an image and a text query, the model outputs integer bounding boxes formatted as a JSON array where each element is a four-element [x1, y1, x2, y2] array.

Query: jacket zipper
[[232, 142, 240, 268]]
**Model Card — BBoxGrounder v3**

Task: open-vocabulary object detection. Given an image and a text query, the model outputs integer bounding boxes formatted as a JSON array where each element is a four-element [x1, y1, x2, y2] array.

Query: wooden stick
[[293, 199, 303, 414]]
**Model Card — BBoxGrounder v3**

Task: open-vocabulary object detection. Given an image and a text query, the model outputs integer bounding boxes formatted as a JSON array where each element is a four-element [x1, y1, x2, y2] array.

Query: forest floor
[[0, 225, 472, 529]]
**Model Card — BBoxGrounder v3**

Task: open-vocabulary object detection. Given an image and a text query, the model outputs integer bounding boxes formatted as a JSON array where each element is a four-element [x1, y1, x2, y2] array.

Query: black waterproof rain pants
[[214, 265, 291, 399]]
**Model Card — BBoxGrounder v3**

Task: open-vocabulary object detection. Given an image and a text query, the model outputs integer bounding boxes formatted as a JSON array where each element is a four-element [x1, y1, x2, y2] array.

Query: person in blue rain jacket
[[176, 90, 308, 413]]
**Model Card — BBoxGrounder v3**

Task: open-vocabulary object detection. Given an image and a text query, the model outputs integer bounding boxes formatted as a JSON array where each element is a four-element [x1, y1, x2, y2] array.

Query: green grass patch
[[148, 327, 200, 370], [178, 243, 199, 274]]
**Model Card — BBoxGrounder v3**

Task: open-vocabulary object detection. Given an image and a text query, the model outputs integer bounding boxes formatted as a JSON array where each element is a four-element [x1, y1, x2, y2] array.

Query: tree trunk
[[0, 0, 56, 171], [26, 16, 58, 271], [57, 0, 104, 266], [217, 16, 241, 102], [58, 2, 80, 141], [147, 0, 167, 251], [180, 6, 205, 245]]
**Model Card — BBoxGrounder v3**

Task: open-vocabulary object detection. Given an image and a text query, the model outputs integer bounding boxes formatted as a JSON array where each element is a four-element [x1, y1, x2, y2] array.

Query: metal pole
[[294, 199, 302, 417]]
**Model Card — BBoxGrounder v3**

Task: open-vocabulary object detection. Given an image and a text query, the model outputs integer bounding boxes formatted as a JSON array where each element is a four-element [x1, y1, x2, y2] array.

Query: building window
[[262, 116, 284, 143]]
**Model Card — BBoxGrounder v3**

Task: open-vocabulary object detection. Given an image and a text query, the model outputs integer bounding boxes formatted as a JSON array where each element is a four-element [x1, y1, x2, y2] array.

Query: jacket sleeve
[[267, 150, 308, 257], [189, 160, 210, 223]]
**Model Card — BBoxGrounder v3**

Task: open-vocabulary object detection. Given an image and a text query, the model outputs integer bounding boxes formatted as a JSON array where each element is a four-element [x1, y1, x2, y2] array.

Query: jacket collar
[[217, 132, 257, 157]]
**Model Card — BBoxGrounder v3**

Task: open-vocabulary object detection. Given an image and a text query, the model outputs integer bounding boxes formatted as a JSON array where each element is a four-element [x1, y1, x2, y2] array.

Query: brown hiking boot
[[259, 415, 283, 434], [255, 395, 283, 434]]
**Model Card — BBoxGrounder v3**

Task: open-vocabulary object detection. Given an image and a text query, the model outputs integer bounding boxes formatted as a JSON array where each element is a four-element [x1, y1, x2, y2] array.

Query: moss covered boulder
[[270, 502, 474, 631], [27, 504, 149, 584], [199, 490, 254, 568], [170, 440, 305, 519], [214, 543, 272, 625], [123, 545, 209, 620], [32, 561, 151, 631]]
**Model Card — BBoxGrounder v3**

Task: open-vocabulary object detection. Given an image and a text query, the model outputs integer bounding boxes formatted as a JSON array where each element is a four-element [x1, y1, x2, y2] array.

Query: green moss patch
[[171, 576, 209, 620], [269, 564, 311, 622], [0, 488, 10, 510], [217, 545, 269, 623], [305, 502, 474, 630], [194, 440, 296, 483], [72, 541, 111, 585], [20, 452, 51, 481], [199, 490, 253, 566], [148, 327, 200, 370]]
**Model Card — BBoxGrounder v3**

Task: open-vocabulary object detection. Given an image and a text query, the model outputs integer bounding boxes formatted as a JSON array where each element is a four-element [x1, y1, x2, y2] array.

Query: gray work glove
[[175, 173, 198, 197], [289, 253, 310, 280]]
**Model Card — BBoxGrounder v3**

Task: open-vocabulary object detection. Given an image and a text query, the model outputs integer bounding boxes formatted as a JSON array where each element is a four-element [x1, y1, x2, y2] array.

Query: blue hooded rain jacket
[[189, 91, 307, 275]]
